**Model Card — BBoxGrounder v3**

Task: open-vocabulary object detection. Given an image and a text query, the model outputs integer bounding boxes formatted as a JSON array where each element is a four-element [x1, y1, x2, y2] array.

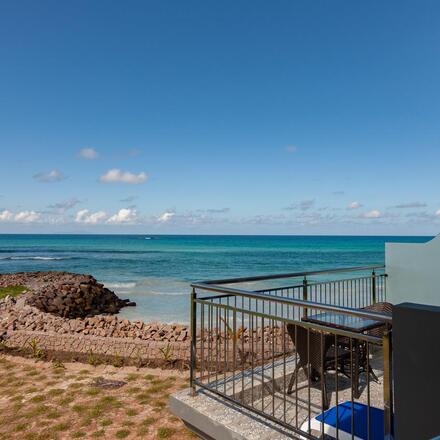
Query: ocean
[[0, 234, 431, 323]]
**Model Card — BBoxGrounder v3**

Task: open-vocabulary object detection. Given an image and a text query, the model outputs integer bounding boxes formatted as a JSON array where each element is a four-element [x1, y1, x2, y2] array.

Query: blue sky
[[0, 0, 439, 235]]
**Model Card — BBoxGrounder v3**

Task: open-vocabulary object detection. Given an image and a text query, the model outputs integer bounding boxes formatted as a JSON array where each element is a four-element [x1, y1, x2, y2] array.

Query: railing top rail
[[196, 265, 385, 286], [192, 281, 392, 324]]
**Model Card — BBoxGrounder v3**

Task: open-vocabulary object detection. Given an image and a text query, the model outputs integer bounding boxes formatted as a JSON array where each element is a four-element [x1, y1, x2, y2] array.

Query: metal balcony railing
[[189, 266, 392, 439]]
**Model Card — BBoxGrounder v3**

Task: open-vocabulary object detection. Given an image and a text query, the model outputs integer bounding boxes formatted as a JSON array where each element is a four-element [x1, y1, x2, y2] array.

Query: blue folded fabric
[[316, 401, 384, 440]]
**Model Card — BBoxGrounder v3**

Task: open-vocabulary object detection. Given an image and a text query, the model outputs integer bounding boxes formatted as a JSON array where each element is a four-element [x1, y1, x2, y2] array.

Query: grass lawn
[[0, 285, 27, 300], [0, 354, 194, 440]]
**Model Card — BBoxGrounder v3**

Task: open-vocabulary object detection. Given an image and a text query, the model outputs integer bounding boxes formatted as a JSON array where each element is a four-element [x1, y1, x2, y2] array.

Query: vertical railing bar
[[223, 299, 227, 394], [190, 287, 197, 396], [320, 331, 324, 439], [241, 302, 245, 405], [261, 314, 265, 413], [307, 326, 311, 434], [295, 323, 298, 429], [232, 306, 236, 399], [350, 337, 354, 440], [283, 319, 287, 424], [215, 298, 219, 391], [367, 341, 371, 440], [272, 317, 275, 417], [383, 325, 393, 440], [335, 333, 339, 439]]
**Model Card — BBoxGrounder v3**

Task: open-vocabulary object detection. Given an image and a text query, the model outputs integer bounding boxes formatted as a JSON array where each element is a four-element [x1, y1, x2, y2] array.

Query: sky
[[0, 0, 440, 235]]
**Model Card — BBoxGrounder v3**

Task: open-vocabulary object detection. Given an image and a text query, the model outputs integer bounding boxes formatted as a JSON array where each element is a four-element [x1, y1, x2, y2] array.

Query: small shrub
[[112, 352, 123, 368], [115, 429, 130, 438], [157, 427, 177, 438], [28, 339, 44, 359]]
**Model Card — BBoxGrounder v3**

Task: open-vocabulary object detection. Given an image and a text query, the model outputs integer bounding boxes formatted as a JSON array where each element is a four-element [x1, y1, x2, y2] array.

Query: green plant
[[0, 285, 27, 299], [87, 350, 99, 366], [115, 429, 130, 438], [28, 339, 44, 359], [52, 360, 66, 370], [159, 343, 174, 363], [112, 352, 123, 368], [157, 427, 177, 438]]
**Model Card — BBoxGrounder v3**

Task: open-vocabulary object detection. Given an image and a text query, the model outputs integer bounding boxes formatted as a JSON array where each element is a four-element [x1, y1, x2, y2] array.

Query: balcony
[[171, 266, 393, 440]]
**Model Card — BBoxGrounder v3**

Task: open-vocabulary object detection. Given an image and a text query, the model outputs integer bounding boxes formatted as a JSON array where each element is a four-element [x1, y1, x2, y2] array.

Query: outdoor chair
[[286, 324, 351, 409]]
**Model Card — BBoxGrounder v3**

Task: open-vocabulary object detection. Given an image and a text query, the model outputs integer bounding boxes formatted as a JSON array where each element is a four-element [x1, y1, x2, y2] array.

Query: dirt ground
[[0, 354, 195, 440]]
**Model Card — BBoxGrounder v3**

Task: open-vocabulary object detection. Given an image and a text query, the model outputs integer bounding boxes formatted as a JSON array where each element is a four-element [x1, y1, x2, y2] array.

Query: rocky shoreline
[[0, 271, 287, 368], [0, 271, 191, 365]]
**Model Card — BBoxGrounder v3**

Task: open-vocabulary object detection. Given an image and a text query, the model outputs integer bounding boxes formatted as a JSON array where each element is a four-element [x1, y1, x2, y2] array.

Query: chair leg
[[322, 372, 329, 410], [369, 365, 380, 383], [287, 365, 299, 394]]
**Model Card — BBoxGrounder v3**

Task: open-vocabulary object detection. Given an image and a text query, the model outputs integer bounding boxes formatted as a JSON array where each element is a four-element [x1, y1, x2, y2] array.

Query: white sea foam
[[0, 256, 67, 261], [104, 282, 136, 289]]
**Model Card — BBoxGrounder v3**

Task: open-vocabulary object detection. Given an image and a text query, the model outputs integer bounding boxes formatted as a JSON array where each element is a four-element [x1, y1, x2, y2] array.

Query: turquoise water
[[0, 235, 432, 323]]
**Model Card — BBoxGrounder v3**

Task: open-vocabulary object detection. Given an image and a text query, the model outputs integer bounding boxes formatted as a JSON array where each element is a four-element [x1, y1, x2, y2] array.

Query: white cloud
[[362, 210, 382, 219], [14, 211, 41, 223], [33, 170, 65, 182], [75, 209, 107, 224], [348, 201, 363, 210], [285, 145, 299, 153], [157, 211, 175, 223], [0, 210, 13, 222], [78, 148, 99, 160], [107, 208, 138, 224], [435, 209, 440, 217], [100, 169, 147, 184], [0, 210, 40, 223]]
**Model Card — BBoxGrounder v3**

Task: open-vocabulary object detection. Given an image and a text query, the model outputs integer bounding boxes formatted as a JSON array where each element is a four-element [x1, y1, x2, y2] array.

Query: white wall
[[385, 235, 440, 306]]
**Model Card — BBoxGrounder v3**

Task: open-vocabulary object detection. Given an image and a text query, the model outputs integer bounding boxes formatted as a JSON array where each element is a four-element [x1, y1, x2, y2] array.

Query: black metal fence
[[190, 266, 393, 439]]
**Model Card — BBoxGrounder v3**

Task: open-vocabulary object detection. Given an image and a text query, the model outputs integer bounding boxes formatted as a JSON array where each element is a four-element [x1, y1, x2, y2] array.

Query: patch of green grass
[[46, 410, 61, 420], [126, 408, 138, 417], [144, 374, 156, 381], [125, 373, 140, 382], [153, 400, 167, 410], [58, 396, 74, 405], [25, 386, 39, 393], [142, 417, 156, 426], [52, 422, 71, 432], [126, 386, 141, 395], [85, 387, 101, 396], [135, 392, 151, 404], [30, 394, 46, 403], [0, 284, 27, 299], [115, 429, 130, 439], [157, 427, 177, 438], [100, 418, 113, 427], [13, 422, 27, 432], [78, 369, 90, 375], [91, 430, 106, 438], [25, 404, 49, 417], [71, 431, 86, 438], [47, 388, 65, 397], [72, 404, 89, 414]]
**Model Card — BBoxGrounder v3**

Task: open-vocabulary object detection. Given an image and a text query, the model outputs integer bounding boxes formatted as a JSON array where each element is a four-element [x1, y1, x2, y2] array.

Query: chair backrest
[[286, 323, 331, 373], [362, 302, 393, 338]]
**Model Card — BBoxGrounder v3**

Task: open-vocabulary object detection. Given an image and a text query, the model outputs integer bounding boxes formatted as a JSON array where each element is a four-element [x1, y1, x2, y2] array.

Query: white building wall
[[385, 235, 440, 306]]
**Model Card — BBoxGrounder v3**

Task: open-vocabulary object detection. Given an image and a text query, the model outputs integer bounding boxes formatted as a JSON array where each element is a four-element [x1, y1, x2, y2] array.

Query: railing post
[[383, 324, 394, 439], [190, 286, 197, 396], [372, 270, 377, 304], [302, 276, 308, 317]]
